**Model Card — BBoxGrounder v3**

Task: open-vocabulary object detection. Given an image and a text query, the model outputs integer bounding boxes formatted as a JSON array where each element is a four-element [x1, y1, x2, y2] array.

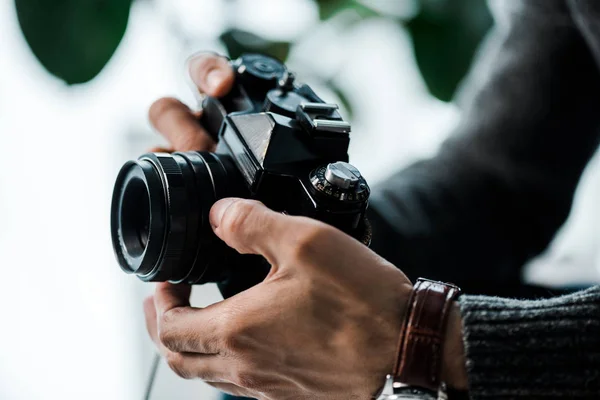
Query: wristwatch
[[377, 278, 461, 400]]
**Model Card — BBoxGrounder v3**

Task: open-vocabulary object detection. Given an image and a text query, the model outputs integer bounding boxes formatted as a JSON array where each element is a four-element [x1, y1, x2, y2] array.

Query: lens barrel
[[111, 151, 244, 284]]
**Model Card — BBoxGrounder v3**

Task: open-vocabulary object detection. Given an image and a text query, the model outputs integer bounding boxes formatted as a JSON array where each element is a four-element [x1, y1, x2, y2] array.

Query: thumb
[[209, 198, 292, 264]]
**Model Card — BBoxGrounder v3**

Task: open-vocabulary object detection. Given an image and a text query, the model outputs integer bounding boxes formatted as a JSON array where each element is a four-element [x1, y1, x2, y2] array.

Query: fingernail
[[210, 198, 237, 229], [206, 68, 224, 92]]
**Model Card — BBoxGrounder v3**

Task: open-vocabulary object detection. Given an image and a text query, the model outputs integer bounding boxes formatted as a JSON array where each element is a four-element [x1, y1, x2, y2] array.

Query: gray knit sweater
[[460, 286, 600, 398], [366, 1, 600, 398]]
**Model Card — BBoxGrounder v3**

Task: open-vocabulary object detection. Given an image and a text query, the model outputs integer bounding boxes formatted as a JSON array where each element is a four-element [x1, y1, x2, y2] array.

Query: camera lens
[[120, 177, 150, 257], [111, 151, 246, 284]]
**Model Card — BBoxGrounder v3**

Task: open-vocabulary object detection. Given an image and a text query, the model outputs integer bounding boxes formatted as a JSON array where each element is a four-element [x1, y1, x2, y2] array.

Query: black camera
[[111, 54, 371, 297]]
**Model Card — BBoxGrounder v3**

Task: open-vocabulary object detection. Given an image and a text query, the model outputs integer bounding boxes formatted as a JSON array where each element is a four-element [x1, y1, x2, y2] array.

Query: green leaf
[[15, 0, 132, 84], [316, 0, 379, 20], [406, 0, 492, 102], [220, 29, 291, 62]]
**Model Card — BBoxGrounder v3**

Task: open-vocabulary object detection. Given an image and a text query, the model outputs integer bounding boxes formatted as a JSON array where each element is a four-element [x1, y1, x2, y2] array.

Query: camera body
[[111, 54, 370, 297]]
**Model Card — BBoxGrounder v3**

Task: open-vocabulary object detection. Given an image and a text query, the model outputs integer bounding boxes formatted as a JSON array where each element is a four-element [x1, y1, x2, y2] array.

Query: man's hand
[[144, 198, 413, 399], [143, 51, 468, 398], [148, 53, 234, 153]]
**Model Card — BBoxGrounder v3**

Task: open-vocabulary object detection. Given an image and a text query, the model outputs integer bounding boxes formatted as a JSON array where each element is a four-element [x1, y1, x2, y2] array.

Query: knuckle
[[158, 327, 176, 350], [221, 319, 252, 354], [148, 97, 182, 123], [158, 309, 184, 349], [194, 366, 216, 382], [200, 332, 221, 354], [232, 368, 260, 390], [166, 352, 191, 379], [221, 200, 255, 234], [222, 326, 245, 353], [291, 223, 330, 260], [160, 307, 185, 326]]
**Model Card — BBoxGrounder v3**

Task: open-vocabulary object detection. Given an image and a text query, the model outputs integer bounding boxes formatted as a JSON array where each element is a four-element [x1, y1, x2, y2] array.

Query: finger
[[154, 283, 222, 354], [154, 282, 191, 313], [188, 53, 235, 97], [149, 97, 216, 151], [207, 382, 254, 398], [209, 198, 302, 264], [148, 146, 173, 153], [144, 294, 174, 357], [144, 292, 221, 357], [164, 352, 231, 382], [144, 295, 159, 345]]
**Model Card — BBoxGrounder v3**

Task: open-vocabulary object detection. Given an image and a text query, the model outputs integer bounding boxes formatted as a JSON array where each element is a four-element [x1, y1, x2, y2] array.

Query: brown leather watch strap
[[393, 278, 461, 392]]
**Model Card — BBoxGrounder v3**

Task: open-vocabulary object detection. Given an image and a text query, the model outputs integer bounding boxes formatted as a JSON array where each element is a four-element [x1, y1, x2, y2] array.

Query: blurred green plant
[[15, 0, 131, 84], [407, 0, 492, 101], [317, 0, 379, 20], [220, 29, 291, 62], [14, 0, 491, 103]]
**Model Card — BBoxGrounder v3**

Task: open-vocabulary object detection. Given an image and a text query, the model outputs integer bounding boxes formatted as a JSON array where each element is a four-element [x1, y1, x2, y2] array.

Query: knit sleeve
[[458, 286, 600, 398]]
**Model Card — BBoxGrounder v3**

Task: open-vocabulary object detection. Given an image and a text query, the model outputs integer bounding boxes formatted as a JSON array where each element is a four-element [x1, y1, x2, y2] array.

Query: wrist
[[382, 278, 463, 398], [442, 302, 468, 390]]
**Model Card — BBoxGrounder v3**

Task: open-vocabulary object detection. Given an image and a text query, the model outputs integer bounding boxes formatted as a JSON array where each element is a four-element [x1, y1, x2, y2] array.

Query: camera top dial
[[233, 54, 287, 94], [309, 161, 370, 203]]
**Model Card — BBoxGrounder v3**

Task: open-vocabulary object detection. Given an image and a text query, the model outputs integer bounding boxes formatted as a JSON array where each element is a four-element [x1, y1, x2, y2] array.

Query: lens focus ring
[[137, 153, 189, 281]]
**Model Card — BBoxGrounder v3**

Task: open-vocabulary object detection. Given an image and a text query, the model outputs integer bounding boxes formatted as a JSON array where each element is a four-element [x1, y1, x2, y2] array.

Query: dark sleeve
[[458, 285, 600, 398], [369, 0, 600, 294]]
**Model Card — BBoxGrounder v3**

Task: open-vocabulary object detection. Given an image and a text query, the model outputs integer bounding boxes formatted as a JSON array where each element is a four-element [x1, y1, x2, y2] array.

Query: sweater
[[459, 286, 600, 398], [367, 0, 600, 398]]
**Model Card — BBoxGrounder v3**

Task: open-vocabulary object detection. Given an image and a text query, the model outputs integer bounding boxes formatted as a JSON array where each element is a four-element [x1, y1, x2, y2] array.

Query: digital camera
[[111, 54, 371, 297]]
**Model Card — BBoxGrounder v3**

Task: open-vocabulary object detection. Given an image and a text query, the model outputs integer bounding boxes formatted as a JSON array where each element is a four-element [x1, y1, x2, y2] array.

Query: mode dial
[[310, 162, 370, 203], [325, 162, 361, 189]]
